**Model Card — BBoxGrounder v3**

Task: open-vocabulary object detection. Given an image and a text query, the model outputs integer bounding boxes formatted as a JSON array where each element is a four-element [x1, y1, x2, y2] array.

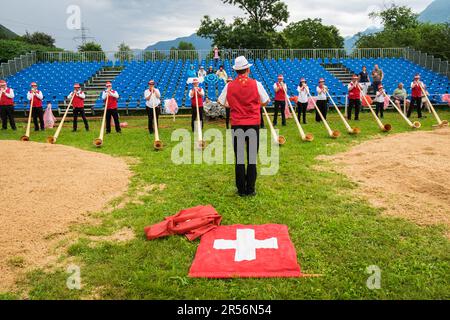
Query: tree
[[170, 41, 198, 61], [356, 5, 450, 60], [22, 31, 55, 47], [283, 19, 344, 49], [0, 39, 62, 63], [115, 42, 133, 62], [369, 4, 419, 31], [197, 0, 289, 49], [78, 42, 106, 61]]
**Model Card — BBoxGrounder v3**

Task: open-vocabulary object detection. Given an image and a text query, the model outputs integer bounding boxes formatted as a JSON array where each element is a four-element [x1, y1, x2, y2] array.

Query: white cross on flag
[[189, 225, 302, 278]]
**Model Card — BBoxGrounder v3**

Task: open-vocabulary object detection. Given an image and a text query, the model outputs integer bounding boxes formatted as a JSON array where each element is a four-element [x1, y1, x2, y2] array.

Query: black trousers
[[316, 100, 328, 122], [1, 105, 16, 130], [106, 109, 121, 133], [348, 99, 361, 120], [408, 97, 423, 118], [273, 100, 286, 126], [73, 108, 89, 131], [232, 126, 260, 195], [226, 108, 230, 129], [32, 107, 44, 131], [297, 102, 308, 124], [146, 107, 160, 134], [375, 102, 384, 118], [191, 107, 204, 132], [372, 81, 381, 94]]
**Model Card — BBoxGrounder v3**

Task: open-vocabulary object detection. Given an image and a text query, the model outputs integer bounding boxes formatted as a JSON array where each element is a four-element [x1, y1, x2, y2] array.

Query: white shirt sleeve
[[36, 91, 43, 100], [144, 89, 151, 99], [155, 89, 161, 99], [5, 89, 14, 99], [102, 91, 107, 100], [68, 92, 74, 100], [111, 90, 119, 99], [78, 91, 86, 99], [218, 84, 228, 106], [189, 89, 194, 98], [257, 81, 270, 104], [27, 91, 33, 101]]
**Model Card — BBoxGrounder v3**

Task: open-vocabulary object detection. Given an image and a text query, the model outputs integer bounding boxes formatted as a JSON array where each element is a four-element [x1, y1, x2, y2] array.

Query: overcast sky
[[2, 0, 433, 51]]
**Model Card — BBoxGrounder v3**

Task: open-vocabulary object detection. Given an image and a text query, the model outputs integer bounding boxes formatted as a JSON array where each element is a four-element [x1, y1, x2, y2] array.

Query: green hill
[[0, 24, 19, 40]]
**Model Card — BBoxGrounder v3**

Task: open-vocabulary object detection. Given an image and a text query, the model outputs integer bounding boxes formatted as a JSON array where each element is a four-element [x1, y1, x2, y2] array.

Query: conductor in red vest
[[27, 82, 45, 131], [102, 82, 121, 134], [0, 80, 17, 131], [68, 83, 89, 132], [218, 56, 270, 197], [273, 74, 287, 126]]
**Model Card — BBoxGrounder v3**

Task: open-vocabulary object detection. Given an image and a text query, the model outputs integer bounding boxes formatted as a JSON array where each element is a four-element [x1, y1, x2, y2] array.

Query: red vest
[[191, 88, 204, 108], [227, 75, 261, 126], [349, 83, 361, 100], [105, 91, 118, 109], [274, 83, 286, 101], [412, 82, 423, 98], [0, 88, 14, 106], [72, 92, 85, 108], [29, 91, 43, 108]]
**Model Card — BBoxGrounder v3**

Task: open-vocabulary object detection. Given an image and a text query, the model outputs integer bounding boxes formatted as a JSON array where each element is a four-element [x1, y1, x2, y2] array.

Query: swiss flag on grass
[[189, 224, 302, 279]]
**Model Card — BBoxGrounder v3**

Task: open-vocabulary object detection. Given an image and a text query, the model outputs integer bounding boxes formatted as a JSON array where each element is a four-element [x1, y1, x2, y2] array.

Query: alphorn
[[262, 105, 286, 145], [325, 90, 361, 135], [152, 100, 163, 151], [194, 89, 207, 149], [21, 94, 35, 141], [93, 95, 109, 148], [382, 90, 421, 129], [281, 86, 314, 142], [47, 93, 76, 144], [419, 84, 448, 128], [306, 88, 341, 139], [357, 85, 392, 132]]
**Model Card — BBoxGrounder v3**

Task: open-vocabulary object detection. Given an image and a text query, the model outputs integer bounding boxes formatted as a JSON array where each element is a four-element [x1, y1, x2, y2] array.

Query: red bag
[[144, 205, 222, 241], [362, 95, 373, 107]]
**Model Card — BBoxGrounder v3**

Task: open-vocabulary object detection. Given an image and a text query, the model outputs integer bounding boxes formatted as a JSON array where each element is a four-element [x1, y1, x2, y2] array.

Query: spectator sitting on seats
[[393, 83, 410, 112], [358, 66, 370, 96], [207, 66, 215, 75], [216, 66, 228, 83], [198, 66, 207, 79], [187, 64, 197, 78]]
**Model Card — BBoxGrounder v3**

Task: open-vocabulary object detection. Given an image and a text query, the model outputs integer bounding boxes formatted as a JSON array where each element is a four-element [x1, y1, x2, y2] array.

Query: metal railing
[[405, 48, 449, 78], [0, 52, 37, 79], [36, 48, 410, 64]]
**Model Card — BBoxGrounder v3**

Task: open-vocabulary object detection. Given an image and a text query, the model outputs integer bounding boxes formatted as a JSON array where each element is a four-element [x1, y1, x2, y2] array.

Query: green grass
[[1, 110, 449, 300]]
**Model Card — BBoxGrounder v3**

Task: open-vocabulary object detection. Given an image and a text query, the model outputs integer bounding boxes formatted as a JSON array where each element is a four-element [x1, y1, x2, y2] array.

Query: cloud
[[1, 0, 434, 51]]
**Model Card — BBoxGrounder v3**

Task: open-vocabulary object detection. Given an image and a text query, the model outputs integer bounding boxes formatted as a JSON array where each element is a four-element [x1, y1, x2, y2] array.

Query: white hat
[[233, 56, 253, 71]]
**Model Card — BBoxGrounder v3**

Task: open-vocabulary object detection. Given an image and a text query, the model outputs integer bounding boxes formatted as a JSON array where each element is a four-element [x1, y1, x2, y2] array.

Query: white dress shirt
[[144, 88, 161, 108], [218, 81, 270, 107], [297, 86, 308, 104]]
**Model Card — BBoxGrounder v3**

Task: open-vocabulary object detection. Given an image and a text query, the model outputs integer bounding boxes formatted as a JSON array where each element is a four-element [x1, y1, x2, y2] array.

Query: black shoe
[[12, 128, 17, 131], [247, 191, 257, 197], [86, 128, 90, 132], [237, 191, 247, 197], [72, 129, 77, 132], [117, 131, 122, 134], [106, 132, 111, 134]]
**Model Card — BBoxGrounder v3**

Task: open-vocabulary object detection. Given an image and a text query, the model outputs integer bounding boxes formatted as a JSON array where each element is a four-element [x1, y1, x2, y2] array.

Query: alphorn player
[[102, 82, 121, 134], [225, 77, 233, 129], [297, 78, 308, 124], [144, 80, 161, 135], [0, 80, 17, 131], [189, 78, 205, 133], [408, 74, 424, 119], [316, 78, 328, 122], [218, 56, 270, 197], [68, 83, 89, 132], [273, 74, 287, 127], [348, 75, 361, 121], [375, 84, 386, 119], [27, 82, 45, 131]]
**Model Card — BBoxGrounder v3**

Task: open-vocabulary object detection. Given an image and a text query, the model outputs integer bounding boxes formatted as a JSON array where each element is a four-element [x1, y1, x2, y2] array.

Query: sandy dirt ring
[[325, 128, 450, 231], [0, 141, 131, 292]]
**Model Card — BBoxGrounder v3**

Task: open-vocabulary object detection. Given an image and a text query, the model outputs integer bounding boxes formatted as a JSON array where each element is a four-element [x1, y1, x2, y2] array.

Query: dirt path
[[324, 128, 450, 233], [0, 141, 131, 292]]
